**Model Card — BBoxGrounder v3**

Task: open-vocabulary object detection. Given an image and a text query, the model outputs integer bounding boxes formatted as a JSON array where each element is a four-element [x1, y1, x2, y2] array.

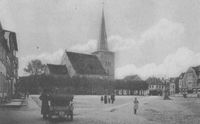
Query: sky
[[1, 0, 200, 79]]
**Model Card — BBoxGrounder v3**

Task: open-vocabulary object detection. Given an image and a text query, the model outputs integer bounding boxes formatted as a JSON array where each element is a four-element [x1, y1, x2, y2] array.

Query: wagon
[[48, 94, 74, 121]]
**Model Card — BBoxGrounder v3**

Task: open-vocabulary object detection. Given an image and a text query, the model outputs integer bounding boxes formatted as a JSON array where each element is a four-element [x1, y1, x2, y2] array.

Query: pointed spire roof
[[98, 5, 108, 51]]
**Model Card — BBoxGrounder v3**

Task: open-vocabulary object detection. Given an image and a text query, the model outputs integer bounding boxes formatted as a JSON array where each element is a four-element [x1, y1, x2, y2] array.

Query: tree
[[24, 59, 45, 75]]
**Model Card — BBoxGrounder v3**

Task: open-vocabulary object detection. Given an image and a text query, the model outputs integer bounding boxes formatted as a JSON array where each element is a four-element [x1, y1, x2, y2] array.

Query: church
[[45, 8, 115, 79]]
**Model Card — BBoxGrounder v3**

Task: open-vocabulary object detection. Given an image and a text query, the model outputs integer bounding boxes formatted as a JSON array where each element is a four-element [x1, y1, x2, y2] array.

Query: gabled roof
[[124, 75, 142, 81], [192, 65, 200, 76], [66, 51, 106, 75], [179, 73, 185, 79], [0, 30, 9, 51], [3, 30, 18, 51], [0, 29, 18, 51], [47, 64, 68, 75]]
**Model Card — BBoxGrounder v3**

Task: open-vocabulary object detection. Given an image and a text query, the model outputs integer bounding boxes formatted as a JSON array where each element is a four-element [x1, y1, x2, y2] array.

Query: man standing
[[133, 97, 139, 114], [39, 89, 50, 119], [104, 95, 107, 104], [111, 94, 115, 104], [101, 96, 104, 103]]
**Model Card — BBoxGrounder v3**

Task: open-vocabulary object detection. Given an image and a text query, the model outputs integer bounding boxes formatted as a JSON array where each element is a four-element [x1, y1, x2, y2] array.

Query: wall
[[61, 51, 76, 77], [93, 51, 115, 79], [182, 67, 198, 90]]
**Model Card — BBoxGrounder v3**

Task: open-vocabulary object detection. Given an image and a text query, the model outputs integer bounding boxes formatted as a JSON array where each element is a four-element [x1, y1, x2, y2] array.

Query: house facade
[[169, 78, 176, 96], [179, 73, 185, 94], [179, 66, 200, 94], [0, 22, 18, 98], [146, 77, 164, 95], [146, 77, 176, 96]]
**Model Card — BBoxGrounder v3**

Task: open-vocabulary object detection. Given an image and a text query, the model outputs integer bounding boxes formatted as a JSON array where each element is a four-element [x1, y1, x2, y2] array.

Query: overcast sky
[[1, 0, 200, 79]]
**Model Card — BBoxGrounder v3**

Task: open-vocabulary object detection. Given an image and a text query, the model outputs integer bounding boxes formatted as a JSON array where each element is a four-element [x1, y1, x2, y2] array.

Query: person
[[104, 95, 107, 104], [111, 94, 115, 104], [108, 95, 111, 104], [101, 96, 104, 103], [133, 97, 139, 115], [39, 89, 50, 119]]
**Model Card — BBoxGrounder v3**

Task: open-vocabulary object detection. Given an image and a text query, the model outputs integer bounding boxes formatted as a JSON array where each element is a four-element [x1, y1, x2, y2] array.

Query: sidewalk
[[0, 98, 28, 108]]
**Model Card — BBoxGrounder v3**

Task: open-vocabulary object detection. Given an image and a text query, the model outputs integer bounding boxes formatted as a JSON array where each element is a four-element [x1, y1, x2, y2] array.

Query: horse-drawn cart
[[48, 95, 74, 121]]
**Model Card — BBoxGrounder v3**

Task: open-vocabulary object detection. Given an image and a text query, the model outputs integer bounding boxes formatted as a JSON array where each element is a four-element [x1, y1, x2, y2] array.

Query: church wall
[[93, 51, 115, 79], [61, 51, 76, 77]]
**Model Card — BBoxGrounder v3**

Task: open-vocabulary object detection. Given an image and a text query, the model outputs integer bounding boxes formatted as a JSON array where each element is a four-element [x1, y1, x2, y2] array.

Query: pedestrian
[[133, 97, 139, 115], [108, 95, 111, 104], [111, 94, 115, 104], [101, 96, 104, 103], [104, 95, 107, 104], [39, 89, 50, 119]]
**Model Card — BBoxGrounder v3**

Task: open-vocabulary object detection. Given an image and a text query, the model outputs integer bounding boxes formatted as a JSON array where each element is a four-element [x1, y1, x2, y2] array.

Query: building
[[58, 7, 114, 79], [0, 22, 18, 99], [44, 64, 68, 76], [179, 66, 200, 94], [92, 9, 115, 79], [123, 75, 142, 81], [179, 73, 185, 94], [179, 73, 185, 93], [169, 78, 176, 96], [61, 51, 107, 79], [44, 7, 114, 79], [146, 77, 164, 95]]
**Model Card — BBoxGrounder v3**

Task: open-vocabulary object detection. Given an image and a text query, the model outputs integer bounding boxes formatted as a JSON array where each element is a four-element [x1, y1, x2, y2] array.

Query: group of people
[[101, 94, 115, 104], [100, 95, 139, 115]]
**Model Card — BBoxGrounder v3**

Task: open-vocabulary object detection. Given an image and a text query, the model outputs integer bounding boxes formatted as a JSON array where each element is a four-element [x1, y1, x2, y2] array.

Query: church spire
[[98, 3, 108, 51]]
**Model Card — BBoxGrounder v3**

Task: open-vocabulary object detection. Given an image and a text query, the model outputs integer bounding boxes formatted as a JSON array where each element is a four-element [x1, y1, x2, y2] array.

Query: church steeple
[[92, 2, 115, 79], [0, 21, 2, 30], [98, 5, 108, 51]]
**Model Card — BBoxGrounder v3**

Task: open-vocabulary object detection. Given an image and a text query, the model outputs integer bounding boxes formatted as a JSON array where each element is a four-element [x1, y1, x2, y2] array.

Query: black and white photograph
[[0, 0, 200, 124]]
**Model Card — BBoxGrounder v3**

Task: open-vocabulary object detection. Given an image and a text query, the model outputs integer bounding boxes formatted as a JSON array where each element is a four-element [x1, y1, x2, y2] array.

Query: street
[[1, 95, 200, 124]]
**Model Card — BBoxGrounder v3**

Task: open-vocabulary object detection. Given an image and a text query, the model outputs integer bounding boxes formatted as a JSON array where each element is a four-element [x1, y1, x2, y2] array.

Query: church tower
[[92, 6, 115, 79], [0, 21, 2, 30]]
